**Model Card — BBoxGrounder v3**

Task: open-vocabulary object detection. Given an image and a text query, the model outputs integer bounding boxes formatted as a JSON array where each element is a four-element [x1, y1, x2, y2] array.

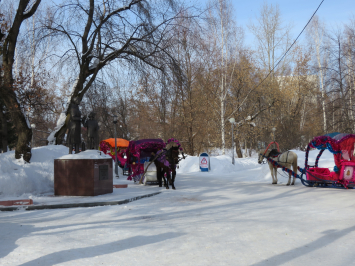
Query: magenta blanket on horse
[[156, 150, 170, 168]]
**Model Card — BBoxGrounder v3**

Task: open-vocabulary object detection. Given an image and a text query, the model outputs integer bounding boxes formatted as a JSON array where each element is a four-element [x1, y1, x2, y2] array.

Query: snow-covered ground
[[1, 146, 355, 265]]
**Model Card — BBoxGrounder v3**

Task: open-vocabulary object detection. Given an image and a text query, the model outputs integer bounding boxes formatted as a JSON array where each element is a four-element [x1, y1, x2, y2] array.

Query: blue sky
[[193, 0, 355, 46]]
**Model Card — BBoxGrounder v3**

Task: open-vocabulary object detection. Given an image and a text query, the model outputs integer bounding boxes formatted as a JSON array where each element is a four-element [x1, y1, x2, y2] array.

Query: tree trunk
[[244, 140, 248, 157], [235, 138, 243, 158], [0, 0, 41, 162], [188, 125, 194, 156], [0, 105, 8, 152], [51, 75, 92, 145], [347, 36, 354, 131], [1, 82, 32, 160], [310, 16, 327, 132], [220, 76, 226, 155]]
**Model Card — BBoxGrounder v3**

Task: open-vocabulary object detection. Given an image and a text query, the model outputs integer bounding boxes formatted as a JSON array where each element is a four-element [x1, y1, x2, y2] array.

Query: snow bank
[[177, 155, 259, 174], [208, 148, 258, 157], [0, 145, 68, 197], [178, 149, 337, 181], [0, 147, 114, 198], [0, 145, 338, 198], [58, 150, 111, 160]]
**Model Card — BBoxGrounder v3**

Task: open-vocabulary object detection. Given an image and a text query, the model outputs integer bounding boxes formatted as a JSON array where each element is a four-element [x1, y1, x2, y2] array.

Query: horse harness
[[270, 151, 290, 164]]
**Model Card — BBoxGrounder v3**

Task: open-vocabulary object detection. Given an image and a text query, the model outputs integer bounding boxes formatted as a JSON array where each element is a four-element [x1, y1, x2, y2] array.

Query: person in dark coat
[[83, 112, 99, 149], [67, 97, 82, 154]]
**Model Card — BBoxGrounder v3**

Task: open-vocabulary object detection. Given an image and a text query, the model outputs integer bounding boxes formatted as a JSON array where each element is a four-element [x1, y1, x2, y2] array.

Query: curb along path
[[0, 192, 161, 212]]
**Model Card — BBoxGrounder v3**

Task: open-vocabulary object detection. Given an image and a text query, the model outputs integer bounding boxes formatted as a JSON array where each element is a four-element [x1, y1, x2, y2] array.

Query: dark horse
[[154, 143, 182, 189]]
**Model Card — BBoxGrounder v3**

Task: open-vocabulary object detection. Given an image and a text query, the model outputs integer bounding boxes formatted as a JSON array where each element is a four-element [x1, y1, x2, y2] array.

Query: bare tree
[[0, 0, 41, 162], [345, 19, 355, 131], [307, 15, 328, 132], [248, 1, 292, 77], [46, 0, 188, 145], [206, 0, 243, 154], [167, 13, 207, 155], [326, 28, 353, 132]]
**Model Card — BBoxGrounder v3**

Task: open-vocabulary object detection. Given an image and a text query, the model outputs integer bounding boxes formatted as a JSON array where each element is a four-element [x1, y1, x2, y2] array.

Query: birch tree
[[207, 0, 242, 154], [345, 20, 355, 131], [307, 15, 327, 132], [168, 14, 207, 155], [248, 2, 292, 78]]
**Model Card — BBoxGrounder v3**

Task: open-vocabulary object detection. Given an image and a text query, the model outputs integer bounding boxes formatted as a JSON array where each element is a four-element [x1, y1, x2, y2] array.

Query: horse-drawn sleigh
[[126, 138, 184, 189], [259, 133, 355, 189]]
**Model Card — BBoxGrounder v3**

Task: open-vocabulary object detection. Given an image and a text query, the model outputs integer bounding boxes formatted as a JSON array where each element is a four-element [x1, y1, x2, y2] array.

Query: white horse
[[258, 149, 298, 186]]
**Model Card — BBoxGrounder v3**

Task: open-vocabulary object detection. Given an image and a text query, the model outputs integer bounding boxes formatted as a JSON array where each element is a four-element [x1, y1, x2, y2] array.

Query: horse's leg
[[161, 168, 168, 189], [163, 172, 167, 187], [158, 169, 163, 187], [156, 164, 163, 187], [286, 170, 291, 186], [171, 169, 176, 190], [274, 167, 278, 184], [164, 169, 171, 189], [291, 159, 297, 185], [270, 163, 276, 184], [291, 174, 295, 186]]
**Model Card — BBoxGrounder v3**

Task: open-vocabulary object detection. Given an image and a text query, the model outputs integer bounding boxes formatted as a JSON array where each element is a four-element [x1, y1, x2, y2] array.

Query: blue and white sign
[[199, 153, 210, 172]]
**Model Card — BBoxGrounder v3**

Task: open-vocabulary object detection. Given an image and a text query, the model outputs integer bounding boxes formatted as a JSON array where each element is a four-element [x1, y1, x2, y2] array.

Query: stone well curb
[[0, 192, 161, 212]]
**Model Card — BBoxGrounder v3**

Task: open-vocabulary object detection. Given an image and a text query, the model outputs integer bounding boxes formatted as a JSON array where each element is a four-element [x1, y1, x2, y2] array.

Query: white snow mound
[[0, 146, 337, 198], [58, 150, 111, 160], [0, 145, 68, 197]]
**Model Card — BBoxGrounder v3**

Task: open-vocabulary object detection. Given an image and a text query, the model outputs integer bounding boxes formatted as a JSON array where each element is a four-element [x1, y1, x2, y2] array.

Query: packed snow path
[[1, 174, 355, 265]]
